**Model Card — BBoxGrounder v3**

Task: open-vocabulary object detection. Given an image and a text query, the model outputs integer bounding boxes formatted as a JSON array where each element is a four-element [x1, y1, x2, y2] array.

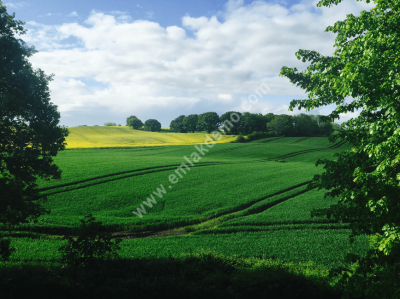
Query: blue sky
[[5, 0, 376, 127]]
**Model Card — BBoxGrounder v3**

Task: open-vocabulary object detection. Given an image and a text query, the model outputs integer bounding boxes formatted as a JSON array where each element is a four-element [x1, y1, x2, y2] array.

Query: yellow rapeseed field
[[64, 126, 237, 149]]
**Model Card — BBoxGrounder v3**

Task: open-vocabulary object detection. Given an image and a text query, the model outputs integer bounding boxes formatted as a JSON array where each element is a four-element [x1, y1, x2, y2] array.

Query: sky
[[5, 0, 378, 127]]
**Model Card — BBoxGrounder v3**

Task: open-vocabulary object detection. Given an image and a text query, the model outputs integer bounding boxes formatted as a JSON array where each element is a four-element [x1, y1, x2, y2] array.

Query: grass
[[1, 135, 365, 298], [219, 188, 339, 227]]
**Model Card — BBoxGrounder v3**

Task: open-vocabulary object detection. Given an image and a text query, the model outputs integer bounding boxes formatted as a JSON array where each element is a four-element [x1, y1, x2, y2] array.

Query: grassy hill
[[1, 136, 368, 298], [64, 126, 237, 148]]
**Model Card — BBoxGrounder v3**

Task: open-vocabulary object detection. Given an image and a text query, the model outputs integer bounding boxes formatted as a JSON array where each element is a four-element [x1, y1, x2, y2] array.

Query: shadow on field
[[0, 253, 345, 299]]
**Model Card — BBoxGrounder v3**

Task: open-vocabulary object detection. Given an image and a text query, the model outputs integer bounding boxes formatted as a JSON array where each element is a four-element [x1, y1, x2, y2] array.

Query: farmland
[[1, 133, 371, 297], [63, 125, 237, 148]]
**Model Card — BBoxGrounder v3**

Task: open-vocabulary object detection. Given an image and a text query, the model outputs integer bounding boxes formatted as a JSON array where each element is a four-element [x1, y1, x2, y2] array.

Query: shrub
[[58, 213, 122, 268], [246, 131, 269, 142], [0, 234, 16, 261], [104, 122, 116, 126], [127, 116, 144, 130], [144, 119, 162, 132], [234, 134, 246, 143]]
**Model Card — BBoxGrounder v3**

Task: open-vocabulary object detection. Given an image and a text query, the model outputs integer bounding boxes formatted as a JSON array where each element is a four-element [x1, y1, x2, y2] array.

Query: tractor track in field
[[27, 180, 316, 239], [212, 145, 244, 153], [261, 139, 347, 161], [290, 137, 310, 144], [39, 162, 234, 192], [259, 137, 285, 143], [28, 140, 350, 239], [209, 137, 284, 154], [39, 162, 231, 197], [112, 181, 321, 239]]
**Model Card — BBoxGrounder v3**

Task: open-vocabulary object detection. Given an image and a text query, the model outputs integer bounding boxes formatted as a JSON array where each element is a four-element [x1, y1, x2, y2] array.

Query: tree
[[240, 112, 267, 135], [144, 119, 161, 132], [169, 115, 187, 133], [126, 115, 143, 130], [59, 213, 121, 268], [219, 111, 241, 135], [279, 0, 400, 297], [332, 123, 340, 131], [315, 115, 334, 136], [182, 114, 198, 133], [264, 113, 276, 132], [104, 122, 116, 126], [0, 0, 68, 257], [268, 114, 295, 136], [292, 114, 319, 136], [197, 112, 220, 133]]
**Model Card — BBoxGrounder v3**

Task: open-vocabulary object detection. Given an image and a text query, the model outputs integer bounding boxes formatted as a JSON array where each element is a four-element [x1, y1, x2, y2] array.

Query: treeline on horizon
[[125, 112, 339, 138]]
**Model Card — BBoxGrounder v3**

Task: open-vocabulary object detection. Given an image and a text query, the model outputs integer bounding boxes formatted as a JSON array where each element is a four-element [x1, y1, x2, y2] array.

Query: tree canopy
[[182, 114, 198, 133], [126, 115, 143, 130], [0, 1, 68, 228], [197, 112, 221, 133], [279, 0, 400, 297], [170, 115, 187, 133], [144, 119, 161, 132]]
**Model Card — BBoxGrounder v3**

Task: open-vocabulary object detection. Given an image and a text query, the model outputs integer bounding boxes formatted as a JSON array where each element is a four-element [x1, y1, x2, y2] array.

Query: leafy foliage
[[126, 115, 143, 129], [246, 131, 269, 142], [279, 0, 400, 297], [103, 122, 116, 126], [182, 114, 199, 133], [220, 111, 241, 135], [170, 115, 187, 132], [197, 112, 221, 133], [58, 213, 121, 267], [0, 234, 16, 261], [0, 1, 68, 227], [234, 134, 246, 143], [144, 119, 161, 132]]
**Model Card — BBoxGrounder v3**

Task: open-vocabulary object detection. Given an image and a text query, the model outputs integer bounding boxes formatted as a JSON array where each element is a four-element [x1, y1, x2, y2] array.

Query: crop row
[[191, 223, 351, 235], [25, 162, 322, 233], [220, 188, 338, 227], [3, 228, 369, 269], [263, 140, 347, 161]]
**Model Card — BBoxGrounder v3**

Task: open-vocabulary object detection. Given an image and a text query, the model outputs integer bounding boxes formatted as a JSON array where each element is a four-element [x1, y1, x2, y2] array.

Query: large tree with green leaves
[[267, 114, 295, 136], [126, 115, 143, 129], [240, 112, 267, 135], [0, 0, 68, 258], [182, 114, 198, 133], [169, 115, 187, 133], [279, 0, 399, 297], [197, 112, 220, 133], [144, 119, 161, 132], [219, 111, 241, 135]]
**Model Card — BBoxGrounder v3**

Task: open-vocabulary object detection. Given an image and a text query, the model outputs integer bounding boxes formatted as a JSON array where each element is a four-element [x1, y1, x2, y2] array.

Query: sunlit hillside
[[64, 126, 237, 149]]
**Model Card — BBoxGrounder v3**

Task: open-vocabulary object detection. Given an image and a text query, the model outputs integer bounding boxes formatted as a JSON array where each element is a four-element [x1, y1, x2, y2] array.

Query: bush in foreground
[[58, 214, 121, 268]]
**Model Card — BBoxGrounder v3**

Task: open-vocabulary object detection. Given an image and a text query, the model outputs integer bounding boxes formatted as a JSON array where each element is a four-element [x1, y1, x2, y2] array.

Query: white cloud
[[218, 94, 233, 101], [68, 11, 79, 17], [21, 0, 376, 126], [4, 2, 26, 9], [46, 13, 52, 16], [182, 16, 210, 30], [137, 4, 143, 8]]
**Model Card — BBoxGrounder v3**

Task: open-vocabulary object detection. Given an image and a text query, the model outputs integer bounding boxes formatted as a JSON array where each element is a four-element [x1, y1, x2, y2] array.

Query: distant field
[[64, 126, 237, 148]]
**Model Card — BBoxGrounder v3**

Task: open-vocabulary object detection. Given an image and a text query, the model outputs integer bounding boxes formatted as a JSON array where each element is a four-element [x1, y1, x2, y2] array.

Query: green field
[[1, 136, 370, 297], [5, 137, 368, 265]]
